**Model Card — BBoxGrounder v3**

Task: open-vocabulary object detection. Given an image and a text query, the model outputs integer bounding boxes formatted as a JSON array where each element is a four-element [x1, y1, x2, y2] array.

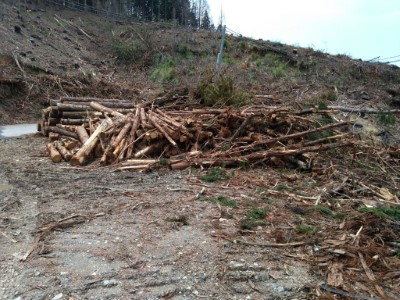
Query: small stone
[[103, 279, 118, 287], [51, 293, 63, 300]]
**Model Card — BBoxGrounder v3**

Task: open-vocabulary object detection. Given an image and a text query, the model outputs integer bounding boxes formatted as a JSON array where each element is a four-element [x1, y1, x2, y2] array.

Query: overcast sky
[[208, 0, 400, 65]]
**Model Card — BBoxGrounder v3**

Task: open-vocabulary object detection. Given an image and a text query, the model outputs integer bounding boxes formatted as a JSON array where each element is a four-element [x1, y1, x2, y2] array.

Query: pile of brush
[[39, 97, 354, 171]]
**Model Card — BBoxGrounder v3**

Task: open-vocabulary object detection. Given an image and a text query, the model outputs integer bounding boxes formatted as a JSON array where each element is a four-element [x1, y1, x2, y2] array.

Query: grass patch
[[247, 208, 268, 219], [358, 206, 400, 221], [150, 58, 176, 83], [197, 194, 207, 201], [296, 225, 318, 234], [377, 111, 396, 127], [177, 44, 193, 58], [159, 158, 169, 166], [239, 219, 268, 230], [200, 167, 229, 183], [315, 206, 335, 217], [211, 196, 239, 208]]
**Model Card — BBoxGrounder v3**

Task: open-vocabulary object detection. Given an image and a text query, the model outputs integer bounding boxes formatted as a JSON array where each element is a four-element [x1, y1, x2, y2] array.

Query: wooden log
[[75, 126, 90, 144], [134, 142, 164, 158], [122, 159, 159, 165], [60, 96, 133, 103], [48, 132, 60, 141], [54, 141, 73, 161], [64, 140, 78, 151], [144, 130, 163, 141], [45, 126, 78, 140], [55, 124, 77, 132], [148, 114, 177, 147], [62, 111, 102, 118], [101, 121, 132, 165], [57, 103, 91, 112], [47, 118, 60, 126], [126, 106, 141, 159], [60, 119, 89, 126], [113, 137, 126, 159], [70, 118, 113, 166], [155, 109, 187, 132], [140, 107, 151, 129], [36, 120, 42, 132], [46, 143, 62, 163], [116, 165, 151, 171], [89, 102, 124, 117]]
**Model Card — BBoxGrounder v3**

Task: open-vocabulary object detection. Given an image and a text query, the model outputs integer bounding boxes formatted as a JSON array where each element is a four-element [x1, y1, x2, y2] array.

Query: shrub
[[112, 38, 146, 62], [197, 72, 250, 107]]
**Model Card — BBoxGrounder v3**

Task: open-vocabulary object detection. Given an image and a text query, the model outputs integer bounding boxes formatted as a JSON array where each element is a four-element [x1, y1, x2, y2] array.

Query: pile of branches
[[39, 97, 355, 171]]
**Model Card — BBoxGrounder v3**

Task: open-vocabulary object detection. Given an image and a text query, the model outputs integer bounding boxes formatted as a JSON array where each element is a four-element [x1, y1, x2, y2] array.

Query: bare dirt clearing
[[0, 135, 315, 299]]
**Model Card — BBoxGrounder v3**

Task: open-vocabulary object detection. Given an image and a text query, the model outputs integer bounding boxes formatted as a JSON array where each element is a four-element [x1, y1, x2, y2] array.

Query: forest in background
[[16, 0, 213, 28]]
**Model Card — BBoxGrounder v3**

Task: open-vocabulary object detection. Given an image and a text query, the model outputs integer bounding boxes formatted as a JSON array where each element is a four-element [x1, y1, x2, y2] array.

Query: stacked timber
[[39, 97, 354, 171]]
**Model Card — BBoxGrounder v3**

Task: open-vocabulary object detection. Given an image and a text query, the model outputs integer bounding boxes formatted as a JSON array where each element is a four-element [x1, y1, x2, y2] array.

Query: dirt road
[[0, 135, 313, 300]]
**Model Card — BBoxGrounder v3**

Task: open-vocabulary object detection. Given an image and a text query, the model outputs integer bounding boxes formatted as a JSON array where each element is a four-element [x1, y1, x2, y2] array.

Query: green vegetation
[[314, 205, 335, 217], [197, 194, 206, 201], [113, 38, 146, 62], [247, 208, 268, 219], [200, 167, 229, 182], [239, 218, 268, 230], [177, 44, 193, 58], [150, 58, 176, 83], [296, 224, 318, 234], [211, 196, 239, 208], [359, 206, 400, 221], [377, 111, 396, 127], [159, 158, 169, 166], [197, 72, 250, 107]]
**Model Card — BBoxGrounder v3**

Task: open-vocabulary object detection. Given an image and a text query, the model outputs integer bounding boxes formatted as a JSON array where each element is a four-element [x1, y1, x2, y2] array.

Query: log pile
[[39, 97, 354, 171]]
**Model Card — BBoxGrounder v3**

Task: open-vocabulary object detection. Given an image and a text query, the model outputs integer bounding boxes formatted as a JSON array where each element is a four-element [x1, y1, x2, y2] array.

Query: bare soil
[[0, 134, 314, 299]]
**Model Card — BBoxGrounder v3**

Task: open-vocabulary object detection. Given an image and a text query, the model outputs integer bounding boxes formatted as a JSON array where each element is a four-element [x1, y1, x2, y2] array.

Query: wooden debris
[[38, 98, 357, 168]]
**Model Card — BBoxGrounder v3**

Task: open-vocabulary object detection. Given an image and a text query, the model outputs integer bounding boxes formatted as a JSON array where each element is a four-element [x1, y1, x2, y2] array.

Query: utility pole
[[215, 25, 226, 75]]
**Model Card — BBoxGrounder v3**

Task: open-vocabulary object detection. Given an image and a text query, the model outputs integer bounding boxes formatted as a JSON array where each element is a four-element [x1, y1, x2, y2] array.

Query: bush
[[197, 72, 250, 107], [113, 38, 146, 62]]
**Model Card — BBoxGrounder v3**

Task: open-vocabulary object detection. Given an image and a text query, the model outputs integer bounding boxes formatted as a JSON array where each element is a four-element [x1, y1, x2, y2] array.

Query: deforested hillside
[[1, 2, 400, 300]]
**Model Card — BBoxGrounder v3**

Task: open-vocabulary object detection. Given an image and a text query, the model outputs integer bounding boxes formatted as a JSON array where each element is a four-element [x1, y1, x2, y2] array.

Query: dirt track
[[0, 134, 314, 300]]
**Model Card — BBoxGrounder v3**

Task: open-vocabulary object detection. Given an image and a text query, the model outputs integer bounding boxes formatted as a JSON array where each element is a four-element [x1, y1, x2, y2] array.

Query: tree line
[[28, 0, 213, 29]]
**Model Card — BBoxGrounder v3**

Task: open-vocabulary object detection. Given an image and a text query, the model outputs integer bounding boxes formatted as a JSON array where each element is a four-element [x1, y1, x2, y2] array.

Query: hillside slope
[[1, 3, 400, 300]]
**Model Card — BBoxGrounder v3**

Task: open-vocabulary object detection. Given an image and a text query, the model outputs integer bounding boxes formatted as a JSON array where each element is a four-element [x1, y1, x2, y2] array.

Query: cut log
[[126, 106, 141, 159], [60, 96, 132, 103], [46, 143, 62, 163], [60, 119, 89, 125], [75, 126, 90, 144], [70, 118, 113, 166], [64, 140, 78, 151], [148, 114, 177, 147], [45, 126, 78, 140], [89, 102, 124, 117], [134, 142, 164, 158], [101, 121, 132, 165], [54, 141, 73, 161]]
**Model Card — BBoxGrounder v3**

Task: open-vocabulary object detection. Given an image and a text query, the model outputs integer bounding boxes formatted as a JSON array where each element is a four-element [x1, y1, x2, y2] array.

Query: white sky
[[208, 0, 400, 65]]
